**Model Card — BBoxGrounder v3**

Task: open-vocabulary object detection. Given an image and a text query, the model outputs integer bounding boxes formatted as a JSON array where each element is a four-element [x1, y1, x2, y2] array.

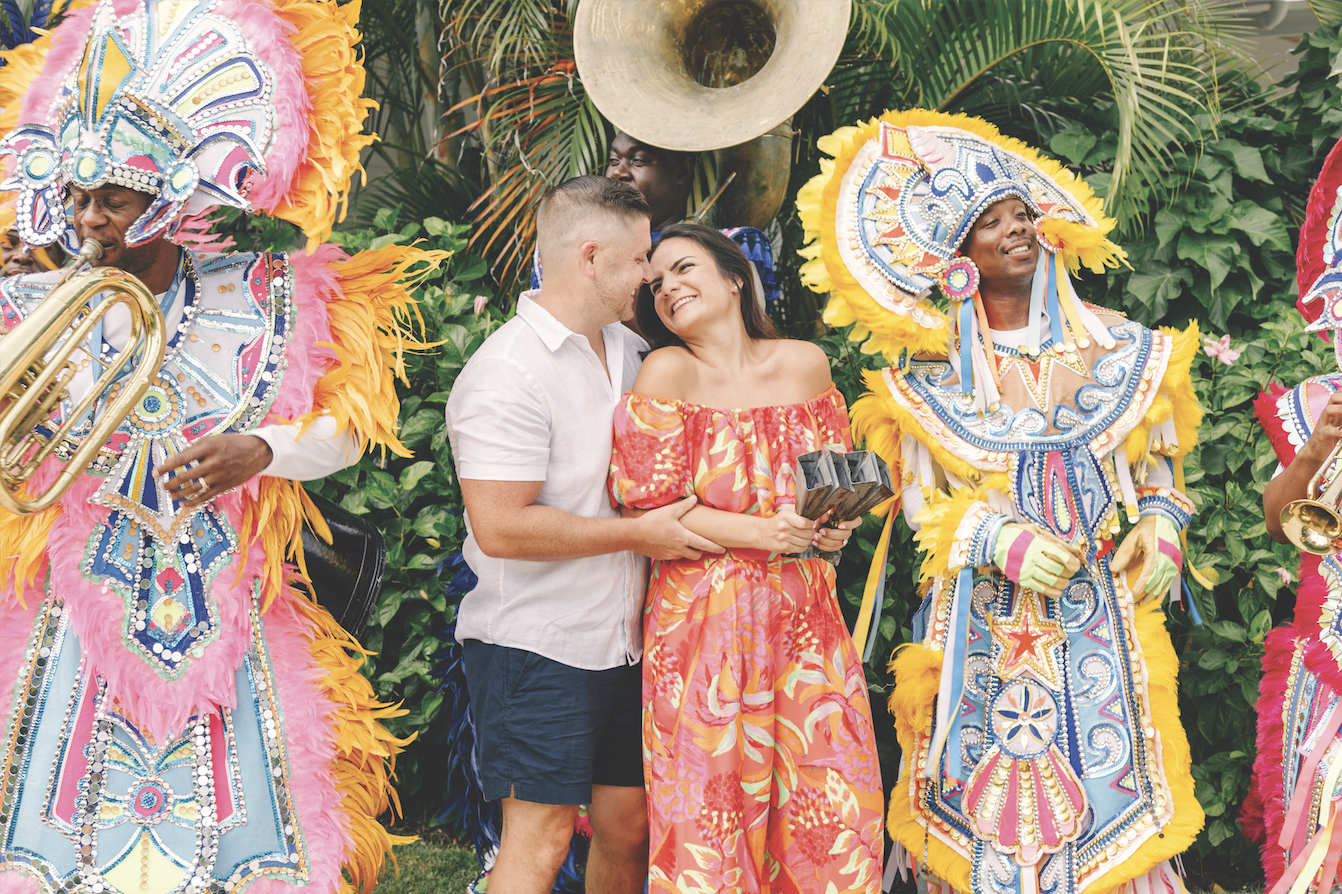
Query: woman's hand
[[757, 507, 819, 554], [813, 509, 855, 552]]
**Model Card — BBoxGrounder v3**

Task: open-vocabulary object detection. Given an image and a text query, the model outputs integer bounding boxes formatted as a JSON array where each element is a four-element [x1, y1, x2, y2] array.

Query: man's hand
[[1111, 514, 1181, 603], [1303, 390, 1342, 466], [632, 496, 724, 560], [155, 434, 273, 509], [991, 523, 1082, 598]]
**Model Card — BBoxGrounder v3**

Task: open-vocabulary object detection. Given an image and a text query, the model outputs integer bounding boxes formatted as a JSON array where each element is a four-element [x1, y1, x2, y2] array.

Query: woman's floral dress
[[609, 385, 884, 894]]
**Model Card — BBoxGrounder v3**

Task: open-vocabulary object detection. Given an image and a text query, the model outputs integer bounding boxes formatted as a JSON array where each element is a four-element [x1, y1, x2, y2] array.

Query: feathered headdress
[[1297, 136, 1342, 367], [798, 109, 1126, 407], [0, 0, 373, 251]]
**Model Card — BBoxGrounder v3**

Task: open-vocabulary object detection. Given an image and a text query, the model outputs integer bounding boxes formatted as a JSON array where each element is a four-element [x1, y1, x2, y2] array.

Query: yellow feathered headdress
[[797, 109, 1126, 384]]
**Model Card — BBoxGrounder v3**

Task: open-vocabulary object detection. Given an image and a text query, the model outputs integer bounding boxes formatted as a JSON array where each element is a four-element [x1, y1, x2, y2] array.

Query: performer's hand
[[633, 496, 724, 560], [1111, 515, 1182, 604], [155, 434, 273, 509], [758, 506, 820, 554], [813, 509, 854, 552], [991, 523, 1082, 598], [1302, 389, 1342, 465]]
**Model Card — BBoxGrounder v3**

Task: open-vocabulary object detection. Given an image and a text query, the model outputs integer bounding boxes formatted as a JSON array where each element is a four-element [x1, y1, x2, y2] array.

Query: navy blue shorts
[[462, 640, 643, 805]]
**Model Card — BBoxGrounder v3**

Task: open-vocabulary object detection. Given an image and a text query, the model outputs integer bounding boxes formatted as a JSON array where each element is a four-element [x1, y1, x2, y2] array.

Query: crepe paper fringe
[[850, 369, 982, 486], [1246, 620, 1303, 887], [797, 109, 1124, 364], [1125, 322, 1203, 465], [297, 243, 447, 458], [0, 492, 56, 605], [886, 600, 1201, 894], [1, 0, 373, 247], [47, 477, 252, 742], [293, 591, 415, 894], [1298, 138, 1342, 329], [909, 479, 1007, 584], [250, 0, 377, 247], [1255, 383, 1296, 468]]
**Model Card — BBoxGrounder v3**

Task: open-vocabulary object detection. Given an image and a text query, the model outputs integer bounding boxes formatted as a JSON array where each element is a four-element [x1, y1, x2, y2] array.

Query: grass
[[371, 840, 480, 894], [369, 838, 1265, 894]]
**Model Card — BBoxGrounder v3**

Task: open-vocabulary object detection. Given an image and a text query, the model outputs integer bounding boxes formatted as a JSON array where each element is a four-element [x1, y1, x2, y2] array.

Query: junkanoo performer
[[0, 1, 442, 891], [1243, 137, 1342, 894], [797, 110, 1205, 894]]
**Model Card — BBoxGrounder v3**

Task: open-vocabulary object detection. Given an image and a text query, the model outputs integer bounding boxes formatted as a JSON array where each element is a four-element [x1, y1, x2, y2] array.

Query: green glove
[[1111, 515, 1182, 602], [991, 523, 1083, 598]]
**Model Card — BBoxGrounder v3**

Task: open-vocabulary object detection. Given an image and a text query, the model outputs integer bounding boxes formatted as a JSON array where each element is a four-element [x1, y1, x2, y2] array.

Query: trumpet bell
[[1281, 498, 1342, 556], [574, 0, 850, 153]]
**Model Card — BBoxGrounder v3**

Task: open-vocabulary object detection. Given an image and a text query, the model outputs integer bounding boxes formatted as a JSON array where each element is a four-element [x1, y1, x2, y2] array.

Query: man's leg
[[490, 796, 579, 894], [586, 783, 649, 894]]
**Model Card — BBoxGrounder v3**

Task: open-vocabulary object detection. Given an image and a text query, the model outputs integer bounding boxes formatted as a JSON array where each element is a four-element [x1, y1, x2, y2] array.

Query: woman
[[608, 223, 885, 892]]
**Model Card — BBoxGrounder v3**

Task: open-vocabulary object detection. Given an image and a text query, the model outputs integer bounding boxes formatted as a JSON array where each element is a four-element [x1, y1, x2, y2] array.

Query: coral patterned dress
[[609, 385, 884, 894]]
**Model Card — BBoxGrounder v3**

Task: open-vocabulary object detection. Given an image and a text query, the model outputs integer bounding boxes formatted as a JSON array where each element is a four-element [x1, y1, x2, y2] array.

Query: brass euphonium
[[1281, 441, 1342, 555], [0, 239, 164, 515]]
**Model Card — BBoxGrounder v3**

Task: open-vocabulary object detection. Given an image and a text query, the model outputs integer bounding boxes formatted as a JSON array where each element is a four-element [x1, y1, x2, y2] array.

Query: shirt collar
[[516, 291, 576, 353]]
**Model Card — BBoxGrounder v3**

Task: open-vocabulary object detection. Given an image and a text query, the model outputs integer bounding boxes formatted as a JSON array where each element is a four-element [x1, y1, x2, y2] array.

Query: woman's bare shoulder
[[631, 346, 699, 399], [769, 339, 833, 392]]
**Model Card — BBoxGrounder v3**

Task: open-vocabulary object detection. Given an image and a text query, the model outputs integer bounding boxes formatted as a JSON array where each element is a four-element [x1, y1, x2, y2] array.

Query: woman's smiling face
[[647, 236, 742, 336]]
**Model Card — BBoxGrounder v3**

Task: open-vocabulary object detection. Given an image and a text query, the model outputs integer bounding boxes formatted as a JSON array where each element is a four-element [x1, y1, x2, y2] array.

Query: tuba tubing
[[0, 240, 164, 515]]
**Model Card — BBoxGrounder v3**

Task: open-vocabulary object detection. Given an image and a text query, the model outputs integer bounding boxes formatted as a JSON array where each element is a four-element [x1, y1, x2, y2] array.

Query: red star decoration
[[993, 593, 1066, 687]]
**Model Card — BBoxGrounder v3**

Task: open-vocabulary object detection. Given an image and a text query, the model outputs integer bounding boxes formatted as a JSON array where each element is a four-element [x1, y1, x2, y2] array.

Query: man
[[446, 175, 720, 894], [798, 110, 1204, 894], [1, 228, 65, 274], [0, 2, 430, 891], [531, 132, 779, 311], [1243, 136, 1342, 893]]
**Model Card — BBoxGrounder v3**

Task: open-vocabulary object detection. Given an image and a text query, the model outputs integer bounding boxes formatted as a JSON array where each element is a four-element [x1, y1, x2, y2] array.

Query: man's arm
[[1266, 389, 1342, 542], [461, 478, 721, 562]]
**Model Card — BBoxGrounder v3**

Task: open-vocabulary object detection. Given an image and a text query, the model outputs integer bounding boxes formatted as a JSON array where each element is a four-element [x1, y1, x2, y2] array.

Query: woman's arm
[[1265, 389, 1342, 542], [622, 503, 853, 552]]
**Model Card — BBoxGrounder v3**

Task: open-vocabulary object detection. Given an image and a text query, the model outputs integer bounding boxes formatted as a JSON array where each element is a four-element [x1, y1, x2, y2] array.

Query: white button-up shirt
[[445, 292, 648, 669]]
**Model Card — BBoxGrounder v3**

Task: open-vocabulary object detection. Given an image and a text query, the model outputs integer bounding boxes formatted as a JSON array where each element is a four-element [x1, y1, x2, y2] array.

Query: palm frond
[[858, 0, 1248, 222]]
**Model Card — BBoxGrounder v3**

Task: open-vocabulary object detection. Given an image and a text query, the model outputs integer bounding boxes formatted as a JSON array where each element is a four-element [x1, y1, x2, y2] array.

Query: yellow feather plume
[[300, 597, 417, 894], [1125, 322, 1203, 464], [267, 0, 378, 247], [300, 245, 448, 458], [0, 498, 59, 606], [850, 369, 982, 485]]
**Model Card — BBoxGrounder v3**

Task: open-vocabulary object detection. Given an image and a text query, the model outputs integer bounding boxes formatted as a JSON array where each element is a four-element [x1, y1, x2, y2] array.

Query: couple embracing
[[444, 175, 886, 893]]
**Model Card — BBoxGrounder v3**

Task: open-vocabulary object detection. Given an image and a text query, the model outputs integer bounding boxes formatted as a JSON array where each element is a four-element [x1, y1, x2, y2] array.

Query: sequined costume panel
[[609, 387, 885, 894], [879, 319, 1201, 894], [0, 250, 392, 894]]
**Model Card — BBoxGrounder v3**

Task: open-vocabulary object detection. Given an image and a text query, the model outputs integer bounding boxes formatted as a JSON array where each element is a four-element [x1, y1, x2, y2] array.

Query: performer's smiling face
[[963, 198, 1038, 300]]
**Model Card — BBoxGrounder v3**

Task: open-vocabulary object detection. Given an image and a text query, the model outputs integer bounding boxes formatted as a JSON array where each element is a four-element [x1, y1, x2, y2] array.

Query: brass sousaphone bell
[[574, 0, 851, 228], [0, 239, 164, 514], [1282, 441, 1342, 556]]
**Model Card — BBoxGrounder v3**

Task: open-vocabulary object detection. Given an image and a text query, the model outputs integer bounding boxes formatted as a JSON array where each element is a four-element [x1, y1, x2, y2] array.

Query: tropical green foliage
[[440, 0, 1244, 296]]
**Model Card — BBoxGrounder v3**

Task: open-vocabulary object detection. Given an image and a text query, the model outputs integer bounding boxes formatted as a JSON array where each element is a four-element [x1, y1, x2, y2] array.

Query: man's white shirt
[[445, 292, 648, 670]]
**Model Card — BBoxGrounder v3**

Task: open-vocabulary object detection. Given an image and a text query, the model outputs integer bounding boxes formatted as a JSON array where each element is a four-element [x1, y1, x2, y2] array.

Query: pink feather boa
[[246, 589, 353, 894]]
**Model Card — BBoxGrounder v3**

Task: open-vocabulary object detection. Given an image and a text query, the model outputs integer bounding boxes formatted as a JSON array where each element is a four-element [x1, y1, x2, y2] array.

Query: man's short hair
[[536, 175, 650, 269]]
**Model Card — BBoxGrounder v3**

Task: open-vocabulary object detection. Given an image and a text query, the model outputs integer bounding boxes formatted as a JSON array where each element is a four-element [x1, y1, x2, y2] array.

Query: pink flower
[[1203, 334, 1241, 366], [1275, 567, 1295, 586], [473, 295, 489, 315]]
